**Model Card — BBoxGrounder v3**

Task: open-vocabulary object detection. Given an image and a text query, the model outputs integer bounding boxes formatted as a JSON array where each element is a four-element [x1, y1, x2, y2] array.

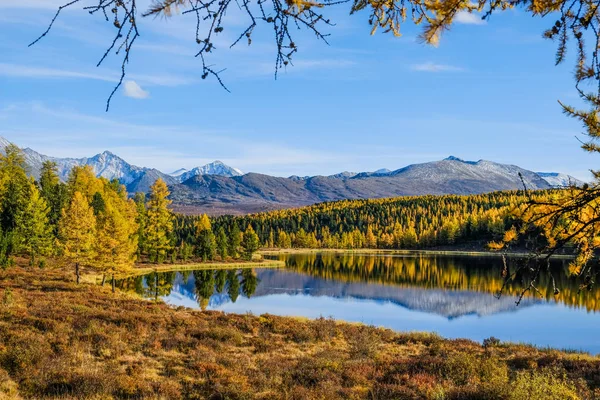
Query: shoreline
[[259, 248, 576, 259], [84, 259, 286, 283]]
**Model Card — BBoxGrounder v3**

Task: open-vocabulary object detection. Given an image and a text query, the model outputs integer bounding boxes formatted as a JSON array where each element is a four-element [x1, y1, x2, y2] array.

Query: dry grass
[[0, 267, 599, 399]]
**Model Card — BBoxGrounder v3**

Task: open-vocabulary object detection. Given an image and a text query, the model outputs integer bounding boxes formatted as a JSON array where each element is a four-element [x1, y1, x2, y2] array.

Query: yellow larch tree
[[94, 183, 139, 292], [145, 179, 174, 263], [59, 191, 97, 284]]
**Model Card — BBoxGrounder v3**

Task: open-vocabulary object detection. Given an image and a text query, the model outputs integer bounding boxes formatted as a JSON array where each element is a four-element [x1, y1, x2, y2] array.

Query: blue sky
[[0, 0, 596, 179]]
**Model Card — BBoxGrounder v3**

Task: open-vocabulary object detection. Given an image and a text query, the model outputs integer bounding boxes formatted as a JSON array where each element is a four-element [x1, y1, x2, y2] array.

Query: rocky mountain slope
[[0, 137, 584, 215], [169, 156, 576, 214], [0, 137, 240, 193]]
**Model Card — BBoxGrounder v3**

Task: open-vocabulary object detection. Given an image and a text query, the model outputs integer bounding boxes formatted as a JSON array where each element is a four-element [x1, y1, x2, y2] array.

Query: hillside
[[170, 157, 568, 214]]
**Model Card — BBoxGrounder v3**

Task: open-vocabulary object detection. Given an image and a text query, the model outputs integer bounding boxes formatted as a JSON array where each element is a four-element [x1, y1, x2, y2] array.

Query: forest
[[0, 145, 261, 283], [174, 191, 558, 251]]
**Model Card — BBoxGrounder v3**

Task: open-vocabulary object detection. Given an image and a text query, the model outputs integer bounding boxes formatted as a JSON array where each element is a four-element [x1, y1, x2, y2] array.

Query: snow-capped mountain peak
[[536, 172, 585, 188], [176, 161, 243, 182], [169, 168, 189, 177]]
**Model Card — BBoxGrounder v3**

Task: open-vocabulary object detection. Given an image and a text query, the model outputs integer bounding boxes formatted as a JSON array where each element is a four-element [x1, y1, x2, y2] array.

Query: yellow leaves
[[528, 0, 563, 14], [196, 214, 212, 233], [59, 191, 97, 265], [146, 179, 174, 262], [367, 0, 406, 37], [487, 241, 505, 251], [285, 0, 325, 12]]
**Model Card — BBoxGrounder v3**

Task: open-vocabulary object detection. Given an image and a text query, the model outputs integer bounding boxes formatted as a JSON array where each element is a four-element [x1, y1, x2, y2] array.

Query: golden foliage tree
[[59, 191, 97, 284], [145, 179, 174, 263], [95, 191, 138, 291]]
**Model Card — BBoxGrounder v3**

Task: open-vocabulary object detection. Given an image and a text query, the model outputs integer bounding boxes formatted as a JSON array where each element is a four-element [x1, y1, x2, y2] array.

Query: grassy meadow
[[0, 263, 599, 399]]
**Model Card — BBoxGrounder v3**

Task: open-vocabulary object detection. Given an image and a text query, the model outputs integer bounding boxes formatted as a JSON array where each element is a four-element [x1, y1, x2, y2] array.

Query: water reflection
[[118, 269, 259, 310], [117, 253, 600, 353]]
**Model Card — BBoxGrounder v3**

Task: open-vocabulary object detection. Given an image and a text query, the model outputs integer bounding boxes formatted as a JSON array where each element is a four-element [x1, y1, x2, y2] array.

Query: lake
[[118, 252, 600, 354]]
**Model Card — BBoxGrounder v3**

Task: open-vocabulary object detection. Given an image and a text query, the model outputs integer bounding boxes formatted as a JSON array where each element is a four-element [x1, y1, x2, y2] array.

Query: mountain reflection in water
[[118, 253, 600, 353]]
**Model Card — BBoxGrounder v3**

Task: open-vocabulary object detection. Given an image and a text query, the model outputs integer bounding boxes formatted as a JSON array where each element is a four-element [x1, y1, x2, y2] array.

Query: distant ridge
[[0, 136, 243, 193], [0, 136, 585, 215], [171, 156, 584, 215]]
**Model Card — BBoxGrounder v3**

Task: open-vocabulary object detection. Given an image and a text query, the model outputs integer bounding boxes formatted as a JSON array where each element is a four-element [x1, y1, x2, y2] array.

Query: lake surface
[[118, 252, 600, 354]]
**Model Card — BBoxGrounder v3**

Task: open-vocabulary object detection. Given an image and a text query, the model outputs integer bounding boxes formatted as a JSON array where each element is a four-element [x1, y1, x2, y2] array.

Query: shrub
[[483, 336, 501, 349], [348, 326, 381, 359], [510, 367, 581, 400], [443, 352, 478, 386]]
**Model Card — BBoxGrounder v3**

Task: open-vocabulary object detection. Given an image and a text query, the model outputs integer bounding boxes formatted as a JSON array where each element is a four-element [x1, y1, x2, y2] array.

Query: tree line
[[175, 191, 556, 251], [0, 145, 260, 285]]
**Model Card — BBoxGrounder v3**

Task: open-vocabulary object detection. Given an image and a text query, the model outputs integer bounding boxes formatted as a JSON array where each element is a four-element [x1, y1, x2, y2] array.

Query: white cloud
[[410, 62, 465, 72], [0, 63, 195, 87], [454, 11, 486, 25], [0, 0, 67, 9], [123, 80, 150, 99], [0, 63, 115, 82]]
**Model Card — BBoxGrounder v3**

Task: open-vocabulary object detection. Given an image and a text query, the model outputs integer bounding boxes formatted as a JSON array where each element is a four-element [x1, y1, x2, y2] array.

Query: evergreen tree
[[14, 181, 53, 266], [133, 192, 147, 257], [216, 226, 228, 260], [59, 191, 97, 283], [241, 225, 260, 260], [0, 144, 30, 233], [229, 223, 241, 258], [145, 179, 173, 263], [39, 161, 67, 234]]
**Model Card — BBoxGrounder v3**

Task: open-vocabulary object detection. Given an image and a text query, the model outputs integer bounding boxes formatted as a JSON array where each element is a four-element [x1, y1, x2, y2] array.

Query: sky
[[0, 0, 596, 180]]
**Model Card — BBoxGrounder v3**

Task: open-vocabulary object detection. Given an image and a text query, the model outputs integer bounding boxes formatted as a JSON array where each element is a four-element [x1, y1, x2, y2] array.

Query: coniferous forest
[[174, 191, 557, 251], [0, 145, 260, 281]]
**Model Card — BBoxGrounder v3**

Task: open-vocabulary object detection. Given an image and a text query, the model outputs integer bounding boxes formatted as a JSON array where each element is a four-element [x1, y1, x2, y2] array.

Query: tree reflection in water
[[118, 268, 259, 309]]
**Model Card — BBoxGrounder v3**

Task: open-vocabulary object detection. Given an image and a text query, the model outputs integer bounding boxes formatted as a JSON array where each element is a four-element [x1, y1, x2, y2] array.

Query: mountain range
[[0, 136, 584, 215]]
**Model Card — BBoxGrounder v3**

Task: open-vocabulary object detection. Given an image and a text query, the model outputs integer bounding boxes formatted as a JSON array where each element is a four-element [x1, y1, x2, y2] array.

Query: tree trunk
[[101, 275, 106, 286], [112, 274, 115, 293], [75, 263, 80, 285]]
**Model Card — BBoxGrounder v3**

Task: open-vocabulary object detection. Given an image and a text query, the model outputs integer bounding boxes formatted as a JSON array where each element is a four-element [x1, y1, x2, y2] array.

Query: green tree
[[14, 181, 53, 266], [145, 179, 173, 263], [0, 144, 30, 233], [39, 161, 68, 234], [133, 192, 147, 257], [229, 223, 241, 259], [241, 225, 260, 260], [216, 226, 228, 260], [59, 191, 97, 283]]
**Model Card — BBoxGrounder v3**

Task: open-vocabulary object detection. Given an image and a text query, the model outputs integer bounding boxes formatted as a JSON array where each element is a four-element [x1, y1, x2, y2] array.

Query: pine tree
[[59, 191, 97, 283], [145, 180, 173, 263], [229, 224, 241, 258], [39, 161, 67, 234], [216, 226, 228, 260], [14, 181, 53, 266], [241, 225, 260, 260], [133, 192, 147, 257], [0, 144, 31, 233]]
